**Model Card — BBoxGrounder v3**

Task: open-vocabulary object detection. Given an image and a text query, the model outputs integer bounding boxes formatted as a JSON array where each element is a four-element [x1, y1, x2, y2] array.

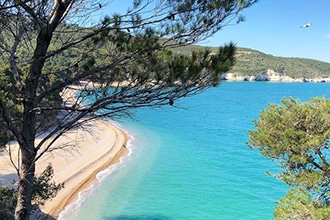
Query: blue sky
[[100, 0, 330, 63], [199, 0, 330, 63]]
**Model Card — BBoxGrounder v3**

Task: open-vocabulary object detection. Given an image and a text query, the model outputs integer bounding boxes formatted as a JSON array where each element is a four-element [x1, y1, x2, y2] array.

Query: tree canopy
[[175, 46, 330, 78], [248, 97, 330, 219], [0, 0, 257, 219]]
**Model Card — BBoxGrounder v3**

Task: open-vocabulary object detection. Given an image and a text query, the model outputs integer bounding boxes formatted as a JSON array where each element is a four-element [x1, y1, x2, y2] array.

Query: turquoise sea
[[60, 82, 330, 220]]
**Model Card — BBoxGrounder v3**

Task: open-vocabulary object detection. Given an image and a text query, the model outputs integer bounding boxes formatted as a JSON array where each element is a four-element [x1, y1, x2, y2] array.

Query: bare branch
[[9, 24, 24, 90], [7, 142, 19, 173], [16, 0, 43, 28], [0, 1, 254, 218], [44, 26, 109, 60], [34, 110, 89, 162], [36, 51, 138, 102], [0, 98, 22, 143], [316, 148, 329, 168]]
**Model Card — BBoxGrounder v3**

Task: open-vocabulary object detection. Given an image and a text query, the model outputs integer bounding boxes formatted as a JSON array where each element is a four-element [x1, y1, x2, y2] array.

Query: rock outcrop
[[221, 69, 330, 83]]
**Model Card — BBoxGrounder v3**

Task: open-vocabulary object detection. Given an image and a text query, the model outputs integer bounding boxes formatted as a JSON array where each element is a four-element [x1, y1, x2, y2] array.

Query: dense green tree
[[0, 0, 257, 219], [248, 97, 330, 219], [0, 186, 16, 220], [174, 46, 330, 78], [0, 164, 63, 220]]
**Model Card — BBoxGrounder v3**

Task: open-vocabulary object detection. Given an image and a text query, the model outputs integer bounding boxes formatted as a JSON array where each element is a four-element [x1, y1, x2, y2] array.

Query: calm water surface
[[60, 82, 330, 220]]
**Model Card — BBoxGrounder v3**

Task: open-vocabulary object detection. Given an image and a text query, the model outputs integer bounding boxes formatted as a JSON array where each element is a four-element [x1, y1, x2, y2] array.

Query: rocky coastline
[[221, 69, 330, 83]]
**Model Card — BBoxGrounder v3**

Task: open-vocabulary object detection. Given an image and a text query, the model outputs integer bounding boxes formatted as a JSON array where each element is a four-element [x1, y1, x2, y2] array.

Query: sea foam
[[58, 124, 134, 220]]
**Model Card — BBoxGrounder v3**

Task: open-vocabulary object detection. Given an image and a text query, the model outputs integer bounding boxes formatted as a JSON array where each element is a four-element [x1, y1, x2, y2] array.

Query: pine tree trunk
[[14, 90, 37, 220], [8, 2, 74, 219], [14, 145, 36, 220], [14, 27, 51, 219]]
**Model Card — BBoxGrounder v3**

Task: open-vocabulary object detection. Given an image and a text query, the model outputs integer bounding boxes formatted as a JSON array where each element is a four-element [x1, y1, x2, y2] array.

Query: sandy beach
[[0, 86, 129, 219]]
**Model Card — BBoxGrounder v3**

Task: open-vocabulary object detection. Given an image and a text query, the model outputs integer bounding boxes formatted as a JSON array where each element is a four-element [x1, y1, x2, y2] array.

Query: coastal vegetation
[[0, 0, 257, 219], [175, 45, 330, 78], [232, 48, 330, 78], [1, 36, 328, 87], [248, 97, 330, 219], [0, 165, 63, 220], [1, 1, 330, 219]]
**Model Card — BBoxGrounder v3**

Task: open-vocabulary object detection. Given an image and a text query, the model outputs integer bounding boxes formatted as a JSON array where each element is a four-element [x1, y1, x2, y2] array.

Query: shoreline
[[58, 140, 129, 219], [43, 85, 131, 218], [0, 85, 130, 219], [42, 120, 130, 219], [222, 70, 330, 83]]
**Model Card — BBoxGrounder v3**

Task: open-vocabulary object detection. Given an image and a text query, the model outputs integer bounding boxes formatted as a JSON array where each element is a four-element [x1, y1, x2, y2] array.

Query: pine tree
[[248, 97, 330, 219], [0, 1, 257, 219]]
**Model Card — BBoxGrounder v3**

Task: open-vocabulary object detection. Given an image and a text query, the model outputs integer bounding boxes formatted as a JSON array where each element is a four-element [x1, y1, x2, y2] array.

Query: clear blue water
[[60, 82, 330, 220]]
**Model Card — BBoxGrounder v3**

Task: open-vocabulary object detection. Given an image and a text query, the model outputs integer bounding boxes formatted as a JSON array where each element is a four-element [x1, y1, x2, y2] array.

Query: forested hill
[[174, 45, 330, 78], [1, 23, 329, 79]]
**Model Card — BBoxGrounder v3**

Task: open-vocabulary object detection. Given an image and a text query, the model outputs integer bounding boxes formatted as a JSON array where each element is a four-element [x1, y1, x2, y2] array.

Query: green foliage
[[174, 46, 330, 77], [0, 186, 16, 220], [209, 43, 236, 85], [0, 64, 62, 149], [232, 48, 330, 78], [0, 164, 63, 219], [248, 97, 330, 218], [32, 164, 64, 207], [275, 188, 330, 220], [0, 1, 257, 219], [0, 66, 21, 148]]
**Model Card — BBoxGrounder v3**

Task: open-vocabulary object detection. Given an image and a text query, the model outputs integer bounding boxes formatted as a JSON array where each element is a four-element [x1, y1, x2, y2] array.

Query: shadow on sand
[[0, 173, 18, 186], [31, 210, 56, 220]]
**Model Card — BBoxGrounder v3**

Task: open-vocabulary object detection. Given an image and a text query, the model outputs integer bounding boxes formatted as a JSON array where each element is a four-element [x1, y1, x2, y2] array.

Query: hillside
[[174, 45, 330, 78], [1, 22, 329, 79], [1, 22, 329, 80]]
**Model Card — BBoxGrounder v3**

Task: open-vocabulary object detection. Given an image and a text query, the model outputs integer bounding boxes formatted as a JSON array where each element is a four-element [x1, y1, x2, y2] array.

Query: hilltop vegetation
[[175, 45, 330, 78], [1, 23, 328, 80]]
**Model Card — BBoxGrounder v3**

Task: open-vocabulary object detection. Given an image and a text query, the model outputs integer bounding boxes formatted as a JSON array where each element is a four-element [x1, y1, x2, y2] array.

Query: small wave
[[96, 140, 134, 181], [58, 127, 135, 220]]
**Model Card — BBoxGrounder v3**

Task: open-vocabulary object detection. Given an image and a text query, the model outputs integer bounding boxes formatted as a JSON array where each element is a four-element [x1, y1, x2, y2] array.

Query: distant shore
[[222, 69, 330, 83], [0, 85, 130, 219]]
